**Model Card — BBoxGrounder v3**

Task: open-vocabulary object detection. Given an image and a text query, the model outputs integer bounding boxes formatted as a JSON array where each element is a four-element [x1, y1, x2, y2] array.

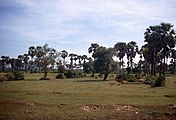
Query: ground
[[0, 73, 176, 120]]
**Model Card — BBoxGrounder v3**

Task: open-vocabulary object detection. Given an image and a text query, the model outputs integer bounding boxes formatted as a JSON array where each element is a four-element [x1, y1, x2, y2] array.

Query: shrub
[[13, 71, 24, 80], [64, 69, 83, 78], [0, 74, 6, 81], [4, 72, 24, 81], [144, 75, 165, 87], [125, 74, 137, 82], [153, 75, 165, 87], [5, 73, 14, 81], [144, 75, 156, 85], [55, 73, 65, 79], [115, 73, 126, 82]]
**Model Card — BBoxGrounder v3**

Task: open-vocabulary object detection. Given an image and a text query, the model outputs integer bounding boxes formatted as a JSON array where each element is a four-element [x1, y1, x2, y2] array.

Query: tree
[[22, 54, 29, 72], [61, 50, 68, 65], [1, 56, 10, 72], [68, 53, 77, 68], [35, 44, 58, 80], [126, 41, 138, 75], [159, 23, 176, 75], [144, 22, 176, 76], [28, 46, 36, 73], [113, 42, 126, 73], [88, 43, 100, 77], [93, 46, 113, 80], [16, 55, 23, 71], [170, 49, 176, 73]]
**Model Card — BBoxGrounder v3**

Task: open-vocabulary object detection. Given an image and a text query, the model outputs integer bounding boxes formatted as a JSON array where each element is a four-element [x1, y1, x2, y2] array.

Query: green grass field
[[0, 73, 176, 120]]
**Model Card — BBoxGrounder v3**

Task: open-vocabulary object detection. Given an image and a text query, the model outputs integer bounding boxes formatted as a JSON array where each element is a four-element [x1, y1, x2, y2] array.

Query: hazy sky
[[0, 0, 176, 58]]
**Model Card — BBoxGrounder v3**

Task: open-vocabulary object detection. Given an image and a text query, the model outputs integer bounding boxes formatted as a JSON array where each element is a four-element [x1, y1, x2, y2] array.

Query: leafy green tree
[[35, 44, 58, 80], [93, 46, 113, 80], [1, 56, 10, 72]]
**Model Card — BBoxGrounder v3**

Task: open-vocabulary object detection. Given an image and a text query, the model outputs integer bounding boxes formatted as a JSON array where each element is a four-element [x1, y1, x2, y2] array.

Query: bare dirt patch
[[81, 104, 138, 112]]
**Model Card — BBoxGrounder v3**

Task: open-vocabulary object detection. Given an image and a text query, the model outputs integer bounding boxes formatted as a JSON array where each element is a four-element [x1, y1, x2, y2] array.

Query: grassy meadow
[[0, 73, 176, 120]]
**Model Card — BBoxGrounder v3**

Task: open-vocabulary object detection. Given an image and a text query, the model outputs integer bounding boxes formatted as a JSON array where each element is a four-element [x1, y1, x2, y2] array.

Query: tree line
[[0, 22, 176, 84]]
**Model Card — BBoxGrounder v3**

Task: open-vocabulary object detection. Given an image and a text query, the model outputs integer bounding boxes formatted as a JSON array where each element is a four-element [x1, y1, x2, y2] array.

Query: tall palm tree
[[126, 41, 138, 74], [159, 23, 176, 74], [61, 50, 68, 65], [144, 25, 161, 75], [77, 55, 82, 67], [171, 49, 176, 73], [114, 42, 126, 73], [22, 54, 29, 72], [28, 46, 36, 73], [69, 53, 76, 68], [88, 43, 99, 77]]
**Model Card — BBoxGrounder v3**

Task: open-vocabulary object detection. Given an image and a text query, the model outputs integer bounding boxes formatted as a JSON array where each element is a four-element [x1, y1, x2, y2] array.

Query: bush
[[55, 73, 65, 79], [4, 72, 24, 81], [13, 71, 24, 80], [116, 74, 137, 83], [64, 69, 83, 78], [153, 75, 165, 87], [144, 75, 165, 87], [5, 73, 14, 81], [124, 74, 137, 82], [115, 73, 126, 82], [144, 75, 156, 85]]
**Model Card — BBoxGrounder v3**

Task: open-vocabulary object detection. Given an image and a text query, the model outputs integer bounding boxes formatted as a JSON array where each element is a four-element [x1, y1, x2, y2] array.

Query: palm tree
[[114, 42, 126, 73], [126, 41, 138, 75], [88, 43, 100, 77], [73, 54, 78, 67], [159, 23, 176, 75], [81, 55, 88, 76], [17, 55, 23, 71], [140, 44, 150, 75], [28, 46, 36, 73], [171, 49, 176, 73], [22, 54, 29, 72], [144, 25, 161, 75], [144, 22, 176, 77], [69, 53, 76, 68], [77, 55, 82, 67], [61, 50, 68, 65]]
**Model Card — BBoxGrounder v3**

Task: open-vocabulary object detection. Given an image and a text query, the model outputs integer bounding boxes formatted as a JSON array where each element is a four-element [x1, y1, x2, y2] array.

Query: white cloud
[[1, 0, 176, 57]]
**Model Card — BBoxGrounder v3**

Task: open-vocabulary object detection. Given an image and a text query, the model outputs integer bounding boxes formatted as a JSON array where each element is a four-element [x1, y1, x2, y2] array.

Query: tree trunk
[[174, 59, 176, 74], [91, 71, 94, 77], [103, 73, 109, 81], [44, 72, 47, 79], [43, 66, 48, 79]]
